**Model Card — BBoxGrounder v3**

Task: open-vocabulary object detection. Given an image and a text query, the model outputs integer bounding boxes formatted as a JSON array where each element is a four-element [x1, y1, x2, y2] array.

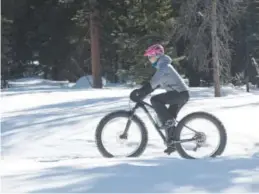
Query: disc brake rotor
[[192, 132, 207, 151], [116, 132, 128, 145]]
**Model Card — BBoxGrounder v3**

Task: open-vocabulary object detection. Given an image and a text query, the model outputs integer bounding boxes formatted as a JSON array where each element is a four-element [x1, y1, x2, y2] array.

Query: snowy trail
[[2, 156, 259, 193], [1, 81, 259, 193]]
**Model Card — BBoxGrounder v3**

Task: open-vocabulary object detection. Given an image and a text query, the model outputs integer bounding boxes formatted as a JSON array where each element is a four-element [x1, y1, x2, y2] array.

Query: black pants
[[150, 90, 189, 124]]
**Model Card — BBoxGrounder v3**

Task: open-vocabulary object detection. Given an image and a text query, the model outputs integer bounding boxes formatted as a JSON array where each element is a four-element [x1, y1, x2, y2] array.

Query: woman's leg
[[150, 90, 189, 125]]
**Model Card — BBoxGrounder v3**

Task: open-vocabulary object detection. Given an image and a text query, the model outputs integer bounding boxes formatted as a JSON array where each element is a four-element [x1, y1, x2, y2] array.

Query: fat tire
[[95, 110, 148, 158], [174, 111, 227, 159]]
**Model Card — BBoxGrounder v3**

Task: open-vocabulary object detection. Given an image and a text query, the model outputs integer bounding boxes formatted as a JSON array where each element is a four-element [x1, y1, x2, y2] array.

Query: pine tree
[[173, 0, 240, 96]]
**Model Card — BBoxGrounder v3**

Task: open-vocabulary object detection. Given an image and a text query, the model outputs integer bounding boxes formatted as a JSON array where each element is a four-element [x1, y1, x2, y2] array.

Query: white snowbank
[[7, 77, 69, 88], [72, 75, 107, 89]]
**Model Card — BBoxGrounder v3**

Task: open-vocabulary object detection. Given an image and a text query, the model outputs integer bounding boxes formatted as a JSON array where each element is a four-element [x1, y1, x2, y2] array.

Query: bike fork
[[120, 105, 138, 139]]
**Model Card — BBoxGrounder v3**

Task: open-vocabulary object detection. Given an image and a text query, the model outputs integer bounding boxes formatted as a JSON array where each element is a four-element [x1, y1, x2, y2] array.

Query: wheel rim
[[100, 117, 143, 157], [178, 117, 221, 158]]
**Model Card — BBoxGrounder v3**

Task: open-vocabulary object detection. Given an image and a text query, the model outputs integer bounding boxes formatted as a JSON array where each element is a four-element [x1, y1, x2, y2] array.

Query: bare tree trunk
[[211, 0, 221, 97], [246, 76, 250, 92], [90, 2, 102, 88]]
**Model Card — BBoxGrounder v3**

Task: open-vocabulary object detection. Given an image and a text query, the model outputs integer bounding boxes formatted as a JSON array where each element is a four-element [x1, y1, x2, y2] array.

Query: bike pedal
[[164, 146, 176, 155]]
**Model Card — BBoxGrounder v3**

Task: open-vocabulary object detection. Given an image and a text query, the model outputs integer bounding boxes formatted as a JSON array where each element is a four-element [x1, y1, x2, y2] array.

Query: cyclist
[[133, 44, 190, 153]]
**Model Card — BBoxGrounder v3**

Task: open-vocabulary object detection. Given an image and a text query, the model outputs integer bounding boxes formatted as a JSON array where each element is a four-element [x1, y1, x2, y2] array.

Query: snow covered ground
[[1, 78, 259, 193]]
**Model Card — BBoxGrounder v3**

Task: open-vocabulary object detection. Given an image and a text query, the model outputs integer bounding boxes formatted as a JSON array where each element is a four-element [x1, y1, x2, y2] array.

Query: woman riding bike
[[132, 44, 190, 153]]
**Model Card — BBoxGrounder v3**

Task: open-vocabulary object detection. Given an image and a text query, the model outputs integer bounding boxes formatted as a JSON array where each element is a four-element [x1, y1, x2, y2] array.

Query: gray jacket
[[149, 55, 189, 92]]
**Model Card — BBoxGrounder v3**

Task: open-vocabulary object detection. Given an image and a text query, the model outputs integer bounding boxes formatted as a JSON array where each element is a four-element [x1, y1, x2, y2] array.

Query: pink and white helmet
[[144, 44, 164, 56]]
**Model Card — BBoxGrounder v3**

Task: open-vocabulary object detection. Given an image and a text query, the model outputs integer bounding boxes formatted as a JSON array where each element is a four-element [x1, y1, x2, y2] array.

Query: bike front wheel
[[95, 110, 148, 158], [174, 111, 227, 159]]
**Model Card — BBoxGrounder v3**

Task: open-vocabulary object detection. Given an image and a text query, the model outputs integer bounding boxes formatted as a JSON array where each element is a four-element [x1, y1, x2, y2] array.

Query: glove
[[139, 82, 153, 95], [130, 89, 145, 102], [130, 83, 153, 103]]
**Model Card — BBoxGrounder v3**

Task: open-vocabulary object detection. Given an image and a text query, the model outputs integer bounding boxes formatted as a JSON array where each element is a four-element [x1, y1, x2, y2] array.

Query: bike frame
[[135, 101, 168, 143], [121, 100, 198, 145]]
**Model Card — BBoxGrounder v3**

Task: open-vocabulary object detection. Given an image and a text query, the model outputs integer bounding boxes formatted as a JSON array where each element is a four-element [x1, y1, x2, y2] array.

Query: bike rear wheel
[[95, 110, 148, 158], [174, 111, 227, 159]]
